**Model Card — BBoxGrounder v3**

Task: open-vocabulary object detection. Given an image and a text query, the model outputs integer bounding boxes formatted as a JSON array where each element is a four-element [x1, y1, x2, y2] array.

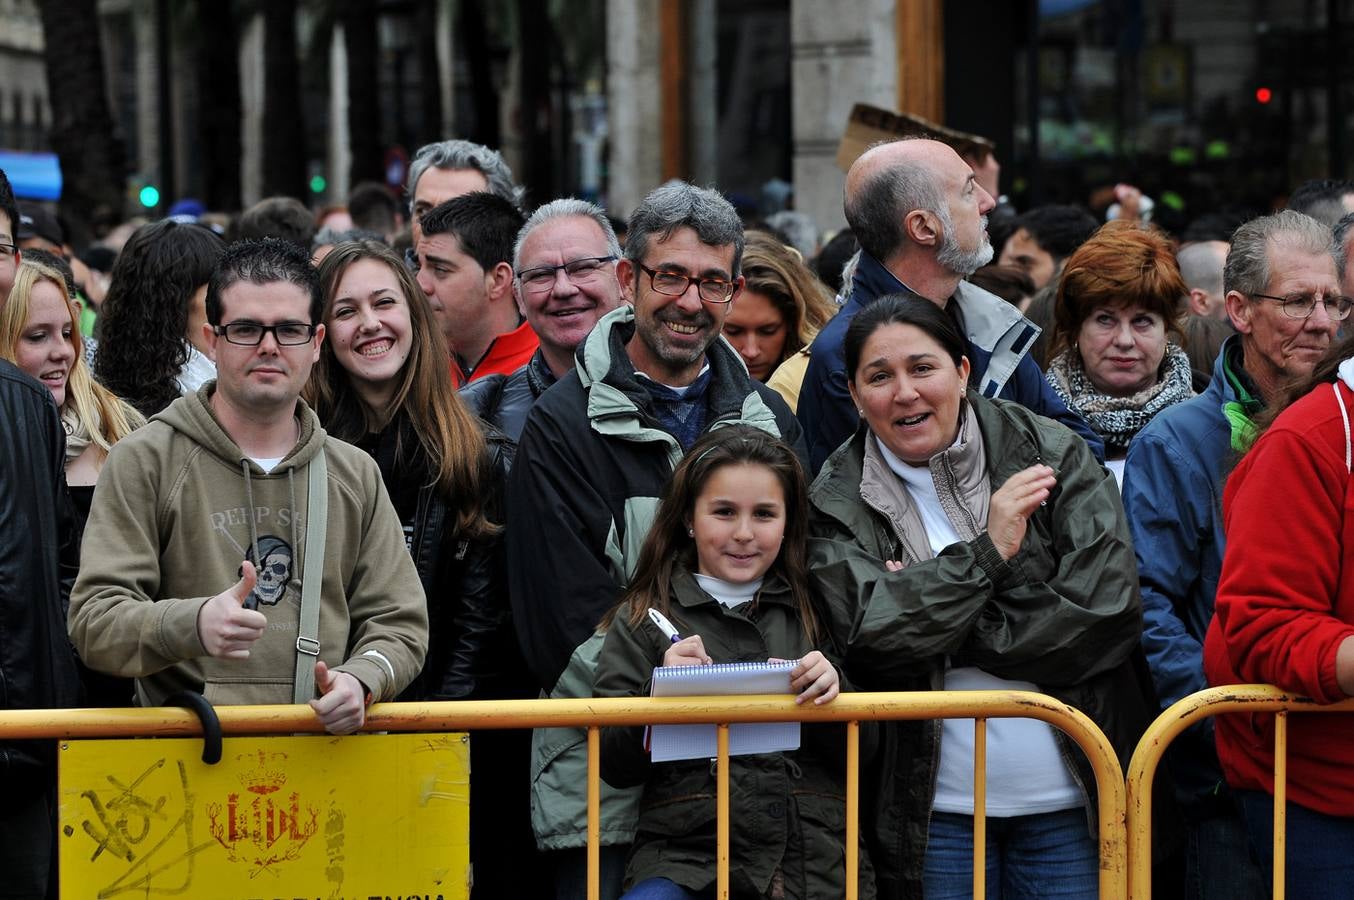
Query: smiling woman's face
[[15, 278, 77, 409], [327, 258, 413, 399], [849, 322, 970, 465]]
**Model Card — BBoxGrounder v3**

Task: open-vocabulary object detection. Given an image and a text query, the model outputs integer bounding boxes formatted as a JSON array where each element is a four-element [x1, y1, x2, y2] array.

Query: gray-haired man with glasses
[[71, 239, 427, 739], [461, 198, 626, 441], [1122, 209, 1341, 900], [505, 182, 805, 900]]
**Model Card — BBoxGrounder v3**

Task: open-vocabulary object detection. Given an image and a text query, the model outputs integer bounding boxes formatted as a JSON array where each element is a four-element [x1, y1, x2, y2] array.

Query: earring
[[687, 528, 694, 537], [857, 408, 865, 417]]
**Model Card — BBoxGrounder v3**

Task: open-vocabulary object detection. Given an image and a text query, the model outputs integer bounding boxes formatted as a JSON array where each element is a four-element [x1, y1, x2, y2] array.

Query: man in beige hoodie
[[70, 239, 427, 734]]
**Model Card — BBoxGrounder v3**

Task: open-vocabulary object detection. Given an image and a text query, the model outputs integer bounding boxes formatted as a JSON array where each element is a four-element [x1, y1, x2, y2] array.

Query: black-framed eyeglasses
[[0, 242, 15, 255], [517, 255, 617, 293], [214, 321, 316, 346], [1250, 291, 1354, 321], [638, 263, 736, 305]]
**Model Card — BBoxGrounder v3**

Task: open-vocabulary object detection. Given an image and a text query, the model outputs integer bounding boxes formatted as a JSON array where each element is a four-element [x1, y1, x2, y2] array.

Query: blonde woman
[[0, 260, 143, 517], [725, 230, 837, 408]]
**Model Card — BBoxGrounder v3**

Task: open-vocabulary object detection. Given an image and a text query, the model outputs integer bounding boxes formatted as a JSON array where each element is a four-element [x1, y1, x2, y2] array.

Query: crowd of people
[[4, 133, 1354, 900]]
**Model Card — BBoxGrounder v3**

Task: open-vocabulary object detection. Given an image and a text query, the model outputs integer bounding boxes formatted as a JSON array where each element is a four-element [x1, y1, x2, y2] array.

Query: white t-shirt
[[878, 442, 1083, 817], [250, 456, 285, 474]]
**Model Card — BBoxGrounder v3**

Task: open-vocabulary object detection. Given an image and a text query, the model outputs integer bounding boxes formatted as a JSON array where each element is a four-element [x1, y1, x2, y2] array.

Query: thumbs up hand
[[309, 660, 368, 735], [196, 561, 269, 659]]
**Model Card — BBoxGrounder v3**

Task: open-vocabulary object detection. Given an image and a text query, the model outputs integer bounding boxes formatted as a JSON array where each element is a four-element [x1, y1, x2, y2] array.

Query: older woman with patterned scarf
[[1043, 220, 1194, 485]]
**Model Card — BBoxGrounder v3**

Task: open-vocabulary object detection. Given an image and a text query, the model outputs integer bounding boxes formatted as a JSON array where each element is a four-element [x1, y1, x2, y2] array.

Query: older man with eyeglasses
[[460, 198, 627, 443], [504, 182, 805, 900], [1121, 209, 1344, 900]]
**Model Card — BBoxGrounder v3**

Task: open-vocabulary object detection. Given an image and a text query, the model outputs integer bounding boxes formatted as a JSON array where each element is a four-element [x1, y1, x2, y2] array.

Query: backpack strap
[[293, 447, 328, 703]]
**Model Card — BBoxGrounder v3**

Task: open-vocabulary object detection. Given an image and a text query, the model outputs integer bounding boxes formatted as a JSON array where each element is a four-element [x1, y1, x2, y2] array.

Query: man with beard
[[506, 181, 805, 899], [798, 138, 1102, 471]]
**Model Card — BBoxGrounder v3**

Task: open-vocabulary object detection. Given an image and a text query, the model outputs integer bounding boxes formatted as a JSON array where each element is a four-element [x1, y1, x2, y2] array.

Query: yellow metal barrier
[[0, 689, 1128, 899], [1125, 685, 1354, 900]]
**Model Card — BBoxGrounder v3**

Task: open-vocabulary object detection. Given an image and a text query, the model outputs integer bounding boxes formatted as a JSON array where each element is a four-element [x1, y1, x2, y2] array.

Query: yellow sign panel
[[59, 733, 470, 900]]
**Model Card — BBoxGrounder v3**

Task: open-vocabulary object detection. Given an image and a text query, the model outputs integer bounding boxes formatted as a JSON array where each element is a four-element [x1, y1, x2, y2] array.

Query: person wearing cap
[[17, 202, 100, 335]]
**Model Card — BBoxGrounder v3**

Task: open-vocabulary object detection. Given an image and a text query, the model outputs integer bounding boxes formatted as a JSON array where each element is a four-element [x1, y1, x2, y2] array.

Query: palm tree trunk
[[261, 0, 307, 199], [37, 0, 129, 246], [340, 0, 382, 185], [195, 0, 242, 211]]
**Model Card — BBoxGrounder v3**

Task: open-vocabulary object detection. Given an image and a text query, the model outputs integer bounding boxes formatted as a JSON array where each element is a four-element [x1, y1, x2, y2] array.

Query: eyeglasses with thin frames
[[1250, 291, 1354, 321], [214, 321, 316, 346], [517, 255, 617, 293], [638, 263, 737, 305]]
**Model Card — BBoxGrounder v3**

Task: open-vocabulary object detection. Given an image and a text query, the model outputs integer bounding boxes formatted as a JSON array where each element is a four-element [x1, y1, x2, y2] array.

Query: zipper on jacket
[[859, 489, 916, 566]]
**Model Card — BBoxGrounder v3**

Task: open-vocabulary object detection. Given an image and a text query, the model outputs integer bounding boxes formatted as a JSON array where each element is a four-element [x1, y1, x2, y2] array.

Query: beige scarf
[[61, 406, 96, 465]]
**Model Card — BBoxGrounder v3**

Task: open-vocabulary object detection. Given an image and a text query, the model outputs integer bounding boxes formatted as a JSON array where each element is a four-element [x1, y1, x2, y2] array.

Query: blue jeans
[[1184, 808, 1266, 900], [1237, 789, 1354, 898], [923, 808, 1098, 900], [621, 878, 713, 900]]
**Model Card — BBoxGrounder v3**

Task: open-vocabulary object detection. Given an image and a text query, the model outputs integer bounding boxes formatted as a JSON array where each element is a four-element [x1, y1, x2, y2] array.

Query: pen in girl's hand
[[648, 608, 682, 643]]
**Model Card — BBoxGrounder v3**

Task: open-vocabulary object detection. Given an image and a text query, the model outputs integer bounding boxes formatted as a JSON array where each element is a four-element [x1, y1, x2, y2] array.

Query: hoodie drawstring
[[240, 460, 261, 573]]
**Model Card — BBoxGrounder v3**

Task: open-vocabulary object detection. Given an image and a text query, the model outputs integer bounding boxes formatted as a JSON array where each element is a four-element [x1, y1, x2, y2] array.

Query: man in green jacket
[[507, 181, 805, 899], [70, 239, 428, 735]]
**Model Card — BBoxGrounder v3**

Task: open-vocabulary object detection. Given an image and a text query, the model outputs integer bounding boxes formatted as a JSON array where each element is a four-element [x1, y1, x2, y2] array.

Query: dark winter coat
[[808, 392, 1162, 900], [595, 569, 876, 899]]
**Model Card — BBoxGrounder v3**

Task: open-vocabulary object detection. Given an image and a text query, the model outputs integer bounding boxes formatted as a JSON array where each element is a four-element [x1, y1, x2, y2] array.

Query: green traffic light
[[139, 185, 160, 208], [310, 175, 327, 194]]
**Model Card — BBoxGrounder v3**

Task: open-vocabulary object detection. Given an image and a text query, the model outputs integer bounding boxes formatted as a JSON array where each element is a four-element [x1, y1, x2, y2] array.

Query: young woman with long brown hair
[[306, 239, 545, 897]]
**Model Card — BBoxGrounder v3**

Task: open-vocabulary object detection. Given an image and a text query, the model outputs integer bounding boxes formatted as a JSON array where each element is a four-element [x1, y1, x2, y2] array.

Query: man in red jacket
[[414, 192, 537, 386]]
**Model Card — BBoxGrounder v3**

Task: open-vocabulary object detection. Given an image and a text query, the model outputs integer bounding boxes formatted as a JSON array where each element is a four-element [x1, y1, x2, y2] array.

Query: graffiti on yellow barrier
[[60, 733, 471, 900]]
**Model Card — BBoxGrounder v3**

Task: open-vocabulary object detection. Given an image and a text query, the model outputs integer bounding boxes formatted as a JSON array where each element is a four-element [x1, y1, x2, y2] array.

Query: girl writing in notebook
[[595, 425, 875, 900]]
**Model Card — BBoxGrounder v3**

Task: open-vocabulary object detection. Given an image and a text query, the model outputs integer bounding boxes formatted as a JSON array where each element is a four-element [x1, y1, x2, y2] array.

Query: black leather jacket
[[458, 348, 557, 446], [361, 416, 528, 701], [0, 361, 82, 791]]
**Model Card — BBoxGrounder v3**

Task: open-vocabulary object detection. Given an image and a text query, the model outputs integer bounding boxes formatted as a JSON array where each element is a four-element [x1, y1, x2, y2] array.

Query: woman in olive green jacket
[[806, 296, 1161, 900], [595, 426, 875, 900]]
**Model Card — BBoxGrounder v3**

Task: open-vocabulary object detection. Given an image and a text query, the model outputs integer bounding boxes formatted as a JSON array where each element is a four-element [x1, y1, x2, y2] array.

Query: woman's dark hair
[[94, 219, 226, 416], [844, 293, 966, 383], [306, 240, 496, 539], [1184, 315, 1232, 392], [610, 426, 819, 643], [968, 263, 1036, 308]]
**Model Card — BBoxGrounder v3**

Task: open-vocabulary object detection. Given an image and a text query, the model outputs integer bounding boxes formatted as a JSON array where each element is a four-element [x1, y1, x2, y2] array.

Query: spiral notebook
[[646, 660, 801, 762]]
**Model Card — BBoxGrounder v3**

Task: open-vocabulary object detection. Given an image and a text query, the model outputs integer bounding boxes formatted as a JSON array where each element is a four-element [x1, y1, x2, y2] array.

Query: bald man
[[798, 138, 1102, 470], [1178, 240, 1231, 320]]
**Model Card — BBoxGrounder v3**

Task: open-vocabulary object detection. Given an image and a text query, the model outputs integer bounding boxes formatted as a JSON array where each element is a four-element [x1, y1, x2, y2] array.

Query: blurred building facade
[[3, 1, 1354, 238]]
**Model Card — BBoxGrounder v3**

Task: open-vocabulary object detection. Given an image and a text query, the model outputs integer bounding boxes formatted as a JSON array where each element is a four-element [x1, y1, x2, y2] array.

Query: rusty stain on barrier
[[1126, 685, 1354, 900]]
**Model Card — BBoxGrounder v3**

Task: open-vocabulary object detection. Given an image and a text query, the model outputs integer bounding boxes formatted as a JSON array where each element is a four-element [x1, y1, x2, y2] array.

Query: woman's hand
[[988, 464, 1057, 561], [771, 651, 840, 705], [662, 634, 712, 667]]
